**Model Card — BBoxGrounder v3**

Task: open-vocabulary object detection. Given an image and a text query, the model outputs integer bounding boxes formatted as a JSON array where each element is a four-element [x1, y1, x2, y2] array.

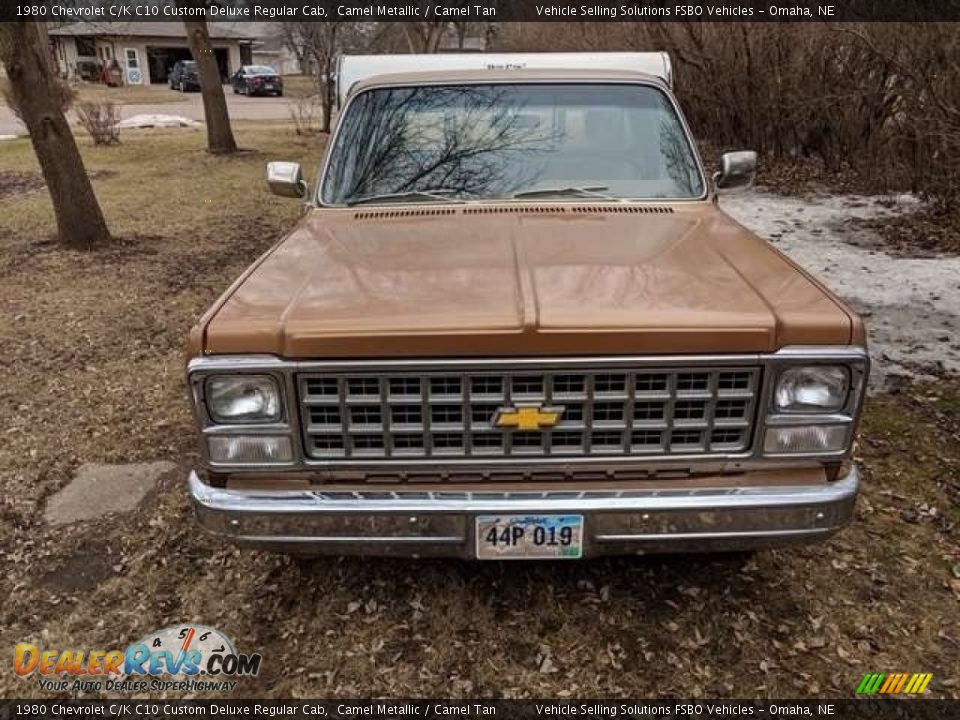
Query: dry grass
[[1, 78, 189, 107], [0, 126, 958, 700], [70, 81, 189, 106], [281, 74, 321, 99]]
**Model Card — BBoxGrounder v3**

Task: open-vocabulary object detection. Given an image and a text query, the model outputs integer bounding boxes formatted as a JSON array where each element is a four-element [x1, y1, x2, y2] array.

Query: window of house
[[75, 37, 96, 57], [126, 49, 139, 68]]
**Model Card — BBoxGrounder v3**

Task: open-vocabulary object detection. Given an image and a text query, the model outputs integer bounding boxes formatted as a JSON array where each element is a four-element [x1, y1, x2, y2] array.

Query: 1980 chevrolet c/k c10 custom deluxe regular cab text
[[185, 52, 868, 559]]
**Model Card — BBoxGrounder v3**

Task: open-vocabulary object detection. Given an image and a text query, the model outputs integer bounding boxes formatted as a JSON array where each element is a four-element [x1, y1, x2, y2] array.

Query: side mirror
[[266, 161, 306, 199], [714, 151, 757, 193]]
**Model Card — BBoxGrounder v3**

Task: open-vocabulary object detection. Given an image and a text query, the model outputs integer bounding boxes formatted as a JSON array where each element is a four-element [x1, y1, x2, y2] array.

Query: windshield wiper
[[511, 186, 619, 201], [346, 189, 466, 206]]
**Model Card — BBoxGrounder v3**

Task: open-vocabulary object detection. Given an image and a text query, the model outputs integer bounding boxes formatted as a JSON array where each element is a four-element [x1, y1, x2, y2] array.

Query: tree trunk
[[321, 75, 333, 134], [183, 20, 237, 155], [0, 23, 110, 249]]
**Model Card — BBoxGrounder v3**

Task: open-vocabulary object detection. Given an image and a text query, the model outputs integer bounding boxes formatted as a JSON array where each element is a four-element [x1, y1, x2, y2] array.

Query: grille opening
[[677, 373, 710, 391], [552, 431, 583, 447], [350, 405, 382, 426], [431, 405, 463, 424], [430, 377, 462, 397], [671, 429, 703, 446], [433, 432, 463, 449], [711, 428, 744, 445], [471, 377, 503, 396], [347, 378, 380, 396], [472, 433, 502, 449], [633, 401, 666, 421], [389, 377, 421, 397], [564, 404, 584, 422], [512, 376, 544, 396], [310, 407, 341, 425], [352, 434, 384, 450], [591, 430, 623, 447], [592, 401, 625, 422], [718, 371, 753, 390], [306, 378, 338, 396], [393, 434, 424, 450], [715, 399, 748, 419], [512, 432, 543, 448], [674, 400, 707, 420], [313, 435, 344, 450], [391, 405, 422, 425], [553, 375, 586, 394], [471, 404, 500, 424], [636, 373, 669, 392], [631, 430, 663, 448], [594, 373, 627, 393]]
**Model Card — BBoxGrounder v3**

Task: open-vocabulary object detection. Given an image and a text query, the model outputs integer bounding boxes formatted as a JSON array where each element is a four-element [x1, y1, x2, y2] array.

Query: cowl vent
[[462, 206, 567, 215], [353, 208, 457, 220], [568, 205, 674, 214]]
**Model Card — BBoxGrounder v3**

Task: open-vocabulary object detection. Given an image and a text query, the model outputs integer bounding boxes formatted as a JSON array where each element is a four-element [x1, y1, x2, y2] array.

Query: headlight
[[205, 375, 281, 423], [774, 366, 848, 413]]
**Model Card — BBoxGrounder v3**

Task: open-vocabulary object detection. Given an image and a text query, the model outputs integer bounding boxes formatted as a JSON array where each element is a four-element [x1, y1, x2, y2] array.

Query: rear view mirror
[[714, 151, 757, 193], [266, 161, 306, 199]]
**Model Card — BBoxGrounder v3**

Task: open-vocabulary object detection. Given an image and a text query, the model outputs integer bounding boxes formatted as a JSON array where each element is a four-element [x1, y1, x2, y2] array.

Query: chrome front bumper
[[188, 467, 859, 558]]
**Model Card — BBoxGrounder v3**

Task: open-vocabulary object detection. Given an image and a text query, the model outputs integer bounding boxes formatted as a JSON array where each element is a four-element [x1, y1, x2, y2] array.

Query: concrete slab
[[45, 461, 175, 526]]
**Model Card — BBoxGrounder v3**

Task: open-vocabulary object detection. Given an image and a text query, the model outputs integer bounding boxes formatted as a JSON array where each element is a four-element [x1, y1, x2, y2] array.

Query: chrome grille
[[298, 367, 760, 460]]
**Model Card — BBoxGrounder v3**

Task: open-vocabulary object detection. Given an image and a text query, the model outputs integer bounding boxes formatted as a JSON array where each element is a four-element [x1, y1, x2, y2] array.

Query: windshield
[[322, 83, 705, 205]]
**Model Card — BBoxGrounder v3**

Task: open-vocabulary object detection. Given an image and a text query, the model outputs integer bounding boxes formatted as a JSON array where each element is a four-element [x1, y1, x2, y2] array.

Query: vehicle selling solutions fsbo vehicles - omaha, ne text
[[185, 52, 869, 560]]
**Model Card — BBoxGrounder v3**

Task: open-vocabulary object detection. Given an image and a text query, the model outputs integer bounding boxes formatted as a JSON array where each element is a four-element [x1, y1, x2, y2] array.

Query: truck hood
[[199, 204, 855, 357]]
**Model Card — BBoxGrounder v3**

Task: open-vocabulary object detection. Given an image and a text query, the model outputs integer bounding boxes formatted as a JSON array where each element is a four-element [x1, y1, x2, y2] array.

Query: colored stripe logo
[[857, 672, 933, 694]]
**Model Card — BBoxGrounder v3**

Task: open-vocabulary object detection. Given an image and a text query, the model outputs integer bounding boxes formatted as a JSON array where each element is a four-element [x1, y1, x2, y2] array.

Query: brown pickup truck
[[186, 54, 868, 560]]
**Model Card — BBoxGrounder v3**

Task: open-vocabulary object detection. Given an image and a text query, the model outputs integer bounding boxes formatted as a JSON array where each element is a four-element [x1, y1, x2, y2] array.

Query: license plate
[[265, 83, 275, 89], [475, 514, 583, 560]]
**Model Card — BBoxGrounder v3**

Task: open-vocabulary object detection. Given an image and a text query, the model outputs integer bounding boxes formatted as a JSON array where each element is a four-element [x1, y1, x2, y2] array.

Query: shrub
[[75, 101, 120, 145], [288, 93, 323, 135]]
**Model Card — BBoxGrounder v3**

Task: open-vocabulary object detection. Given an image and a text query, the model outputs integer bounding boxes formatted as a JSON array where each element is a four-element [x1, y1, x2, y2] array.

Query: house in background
[[48, 22, 256, 85], [216, 22, 303, 76]]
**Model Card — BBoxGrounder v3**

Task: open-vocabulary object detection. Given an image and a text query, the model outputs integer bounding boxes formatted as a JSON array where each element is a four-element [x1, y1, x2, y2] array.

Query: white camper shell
[[335, 52, 673, 106]]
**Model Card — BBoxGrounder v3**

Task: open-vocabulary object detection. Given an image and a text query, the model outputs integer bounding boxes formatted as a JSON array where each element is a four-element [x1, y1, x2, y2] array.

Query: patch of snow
[[0, 134, 19, 141], [116, 114, 202, 129], [721, 191, 960, 388]]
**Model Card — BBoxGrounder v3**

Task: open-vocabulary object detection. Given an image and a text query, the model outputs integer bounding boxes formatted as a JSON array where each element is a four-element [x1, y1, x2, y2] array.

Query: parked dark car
[[169, 60, 200, 92], [231, 65, 283, 97]]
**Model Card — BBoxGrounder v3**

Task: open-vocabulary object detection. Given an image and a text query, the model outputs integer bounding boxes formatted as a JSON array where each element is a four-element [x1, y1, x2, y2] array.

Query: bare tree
[[281, 22, 375, 133], [182, 19, 237, 154], [402, 21, 448, 53], [0, 22, 111, 249]]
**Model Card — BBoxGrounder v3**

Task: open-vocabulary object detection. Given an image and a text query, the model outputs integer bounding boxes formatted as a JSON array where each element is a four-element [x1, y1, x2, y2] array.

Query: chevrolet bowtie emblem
[[494, 405, 564, 431]]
